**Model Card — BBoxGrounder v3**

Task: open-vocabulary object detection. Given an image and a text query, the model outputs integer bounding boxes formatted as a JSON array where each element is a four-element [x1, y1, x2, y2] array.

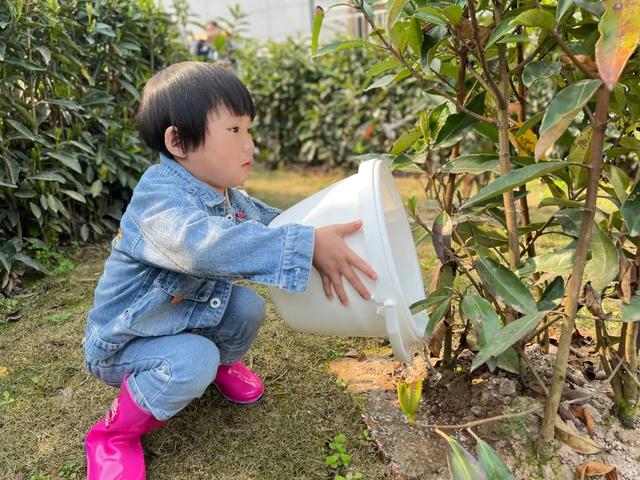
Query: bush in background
[[0, 0, 188, 294], [235, 38, 430, 169]]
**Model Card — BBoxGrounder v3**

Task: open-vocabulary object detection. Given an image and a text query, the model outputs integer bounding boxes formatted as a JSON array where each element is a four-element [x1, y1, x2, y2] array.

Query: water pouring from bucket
[[268, 159, 428, 362]]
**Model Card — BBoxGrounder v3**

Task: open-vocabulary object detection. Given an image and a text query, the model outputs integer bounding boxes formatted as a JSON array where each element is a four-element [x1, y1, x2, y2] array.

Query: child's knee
[[173, 334, 220, 393]]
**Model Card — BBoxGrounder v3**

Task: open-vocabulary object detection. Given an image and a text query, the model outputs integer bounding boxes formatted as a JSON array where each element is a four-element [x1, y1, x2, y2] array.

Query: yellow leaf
[[0, 366, 8, 379]]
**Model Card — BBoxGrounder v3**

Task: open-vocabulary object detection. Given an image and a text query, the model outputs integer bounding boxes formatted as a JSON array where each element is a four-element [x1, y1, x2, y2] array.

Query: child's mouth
[[242, 160, 253, 170]]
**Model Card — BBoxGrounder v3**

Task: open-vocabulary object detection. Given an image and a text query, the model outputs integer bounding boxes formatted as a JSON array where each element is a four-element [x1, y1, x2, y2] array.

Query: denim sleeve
[[249, 196, 282, 226], [129, 194, 315, 293]]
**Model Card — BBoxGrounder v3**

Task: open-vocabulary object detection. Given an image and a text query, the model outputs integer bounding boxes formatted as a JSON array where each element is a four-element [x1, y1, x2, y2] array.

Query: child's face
[[175, 107, 254, 194]]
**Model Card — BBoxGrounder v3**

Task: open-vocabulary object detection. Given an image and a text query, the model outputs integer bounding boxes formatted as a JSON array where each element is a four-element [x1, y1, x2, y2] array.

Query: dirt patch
[[329, 347, 640, 480]]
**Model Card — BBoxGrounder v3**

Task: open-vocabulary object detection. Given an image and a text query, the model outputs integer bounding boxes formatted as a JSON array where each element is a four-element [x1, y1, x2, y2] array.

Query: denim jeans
[[84, 284, 265, 420]]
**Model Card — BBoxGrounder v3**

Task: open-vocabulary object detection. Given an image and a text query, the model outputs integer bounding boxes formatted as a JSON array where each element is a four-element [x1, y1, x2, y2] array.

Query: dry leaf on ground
[[576, 461, 618, 480], [554, 415, 601, 454]]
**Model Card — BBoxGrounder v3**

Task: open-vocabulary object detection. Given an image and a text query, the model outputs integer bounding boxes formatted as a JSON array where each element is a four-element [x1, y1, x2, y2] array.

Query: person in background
[[191, 20, 230, 65]]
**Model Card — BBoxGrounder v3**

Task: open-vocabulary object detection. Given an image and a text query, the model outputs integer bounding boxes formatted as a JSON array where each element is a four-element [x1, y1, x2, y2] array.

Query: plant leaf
[[471, 310, 549, 371], [535, 79, 602, 161], [523, 61, 562, 88], [476, 257, 538, 314], [621, 181, 640, 236], [595, 0, 640, 90], [584, 224, 619, 291], [513, 10, 556, 31], [557, 0, 575, 19], [311, 6, 324, 55], [435, 430, 488, 480], [554, 416, 601, 454], [474, 435, 516, 480], [537, 276, 565, 311], [621, 294, 640, 322], [387, 0, 411, 32], [435, 92, 486, 148], [440, 154, 500, 174], [462, 161, 568, 209]]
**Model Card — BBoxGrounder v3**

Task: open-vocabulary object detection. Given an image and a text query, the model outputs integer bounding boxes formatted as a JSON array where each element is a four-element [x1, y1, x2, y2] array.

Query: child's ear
[[164, 126, 186, 159]]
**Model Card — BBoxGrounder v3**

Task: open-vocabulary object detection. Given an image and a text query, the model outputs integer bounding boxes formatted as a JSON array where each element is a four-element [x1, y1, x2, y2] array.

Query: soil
[[329, 344, 640, 480]]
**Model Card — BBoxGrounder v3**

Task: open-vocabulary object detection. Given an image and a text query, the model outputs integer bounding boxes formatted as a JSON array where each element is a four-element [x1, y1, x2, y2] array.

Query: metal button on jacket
[[209, 297, 221, 308]]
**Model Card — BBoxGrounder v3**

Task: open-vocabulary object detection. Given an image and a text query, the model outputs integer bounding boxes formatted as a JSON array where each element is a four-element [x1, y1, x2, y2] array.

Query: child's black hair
[[137, 61, 255, 159]]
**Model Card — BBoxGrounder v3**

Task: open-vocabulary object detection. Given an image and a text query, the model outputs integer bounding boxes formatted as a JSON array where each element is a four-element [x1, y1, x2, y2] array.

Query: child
[[82, 61, 377, 479]]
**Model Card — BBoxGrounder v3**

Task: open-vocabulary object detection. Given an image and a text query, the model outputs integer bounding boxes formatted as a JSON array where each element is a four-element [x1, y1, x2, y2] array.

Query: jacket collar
[[158, 154, 226, 206]]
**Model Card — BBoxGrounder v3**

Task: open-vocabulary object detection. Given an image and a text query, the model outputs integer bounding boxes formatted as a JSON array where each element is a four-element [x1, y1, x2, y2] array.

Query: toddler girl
[[82, 61, 377, 479]]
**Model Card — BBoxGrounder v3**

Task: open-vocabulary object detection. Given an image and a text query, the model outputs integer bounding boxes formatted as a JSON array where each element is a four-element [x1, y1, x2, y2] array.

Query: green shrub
[[235, 38, 431, 169], [0, 0, 189, 294]]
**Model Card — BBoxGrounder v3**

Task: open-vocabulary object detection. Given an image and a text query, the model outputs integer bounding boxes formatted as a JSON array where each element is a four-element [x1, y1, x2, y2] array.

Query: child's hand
[[312, 220, 378, 305]]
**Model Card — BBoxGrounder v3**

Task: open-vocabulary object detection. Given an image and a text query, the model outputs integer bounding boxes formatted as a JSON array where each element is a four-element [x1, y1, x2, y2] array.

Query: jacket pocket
[[123, 270, 216, 337]]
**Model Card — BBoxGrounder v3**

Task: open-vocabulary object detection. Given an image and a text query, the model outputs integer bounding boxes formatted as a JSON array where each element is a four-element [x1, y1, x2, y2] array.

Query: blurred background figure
[[190, 20, 225, 62]]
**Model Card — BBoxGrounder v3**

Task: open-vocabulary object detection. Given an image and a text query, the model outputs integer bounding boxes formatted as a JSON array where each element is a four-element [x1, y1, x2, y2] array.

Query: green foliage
[[397, 377, 423, 423], [0, 0, 189, 294], [326, 433, 363, 479], [436, 429, 515, 480], [234, 38, 430, 169]]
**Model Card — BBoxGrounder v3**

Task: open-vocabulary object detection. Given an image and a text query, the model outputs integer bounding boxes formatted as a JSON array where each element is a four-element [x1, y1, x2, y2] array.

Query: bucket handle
[[379, 299, 412, 363]]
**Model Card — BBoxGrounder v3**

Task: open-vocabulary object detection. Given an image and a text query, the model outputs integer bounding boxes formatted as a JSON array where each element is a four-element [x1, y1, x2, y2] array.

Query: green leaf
[[557, 0, 575, 19], [568, 128, 593, 190], [475, 436, 516, 480], [366, 58, 402, 78], [462, 295, 502, 371], [7, 119, 35, 141], [462, 162, 568, 209], [595, 0, 640, 90], [120, 80, 140, 100], [555, 208, 583, 237], [584, 224, 619, 291], [476, 257, 538, 314], [538, 276, 565, 311], [485, 18, 516, 49], [46, 152, 82, 173], [516, 249, 576, 277], [397, 378, 422, 423], [311, 6, 324, 55], [535, 79, 603, 160], [523, 61, 562, 88], [437, 431, 488, 480], [387, 0, 411, 32], [609, 166, 629, 203], [513, 10, 556, 30], [391, 128, 422, 155], [61, 189, 86, 203], [47, 98, 84, 111], [621, 181, 640, 236], [516, 112, 544, 137], [364, 73, 396, 91], [471, 310, 549, 371], [35, 46, 51, 65], [14, 252, 49, 274], [440, 154, 500, 174], [27, 172, 66, 183], [435, 92, 486, 148], [90, 180, 103, 197], [414, 7, 449, 26], [621, 294, 640, 322]]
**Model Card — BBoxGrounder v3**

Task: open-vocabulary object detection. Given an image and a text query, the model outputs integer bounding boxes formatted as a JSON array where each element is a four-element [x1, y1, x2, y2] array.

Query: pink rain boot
[[213, 361, 264, 404], [85, 374, 166, 480]]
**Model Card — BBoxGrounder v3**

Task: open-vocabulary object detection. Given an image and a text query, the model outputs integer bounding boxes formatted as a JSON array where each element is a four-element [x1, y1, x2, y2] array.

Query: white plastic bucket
[[267, 159, 428, 362]]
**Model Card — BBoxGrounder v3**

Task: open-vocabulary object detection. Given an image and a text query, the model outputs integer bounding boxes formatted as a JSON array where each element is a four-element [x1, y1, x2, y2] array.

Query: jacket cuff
[[278, 224, 315, 293]]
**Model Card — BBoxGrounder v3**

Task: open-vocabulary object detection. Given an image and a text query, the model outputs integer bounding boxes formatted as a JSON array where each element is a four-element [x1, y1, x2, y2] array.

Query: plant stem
[[537, 85, 609, 457]]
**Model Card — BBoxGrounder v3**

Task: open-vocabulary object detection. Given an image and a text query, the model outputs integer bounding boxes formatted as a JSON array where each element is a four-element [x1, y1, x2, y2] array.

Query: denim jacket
[[83, 155, 315, 361]]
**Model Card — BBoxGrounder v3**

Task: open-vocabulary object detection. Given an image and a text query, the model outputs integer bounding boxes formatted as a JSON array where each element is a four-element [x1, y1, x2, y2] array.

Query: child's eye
[[229, 127, 240, 133]]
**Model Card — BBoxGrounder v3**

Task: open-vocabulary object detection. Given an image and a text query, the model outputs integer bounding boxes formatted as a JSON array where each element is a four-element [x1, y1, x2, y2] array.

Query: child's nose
[[243, 136, 254, 152]]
